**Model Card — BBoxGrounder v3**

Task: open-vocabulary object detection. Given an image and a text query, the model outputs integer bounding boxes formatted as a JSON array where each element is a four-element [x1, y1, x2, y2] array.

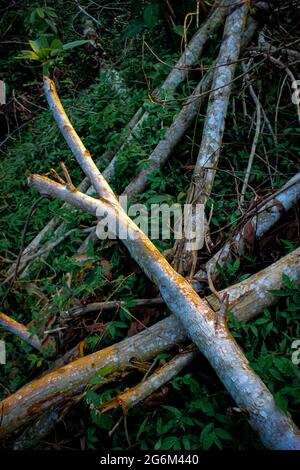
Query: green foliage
[[25, 5, 58, 34], [16, 36, 91, 74], [123, 1, 161, 37], [229, 276, 300, 414]]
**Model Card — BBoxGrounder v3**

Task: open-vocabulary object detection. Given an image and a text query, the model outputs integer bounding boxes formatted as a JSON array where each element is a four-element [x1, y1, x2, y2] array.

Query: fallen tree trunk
[[17, 75, 300, 448], [100, 348, 198, 414], [173, 0, 249, 277], [1, 247, 299, 440], [194, 172, 300, 284]]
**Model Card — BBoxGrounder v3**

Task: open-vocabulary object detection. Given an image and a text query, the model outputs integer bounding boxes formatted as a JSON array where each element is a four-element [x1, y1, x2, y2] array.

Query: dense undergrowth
[[0, 0, 300, 450]]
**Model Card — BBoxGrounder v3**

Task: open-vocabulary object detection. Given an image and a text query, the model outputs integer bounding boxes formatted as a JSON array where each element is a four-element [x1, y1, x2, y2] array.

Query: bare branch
[[195, 172, 300, 284], [0, 312, 43, 352], [6, 3, 229, 279], [100, 349, 197, 413]]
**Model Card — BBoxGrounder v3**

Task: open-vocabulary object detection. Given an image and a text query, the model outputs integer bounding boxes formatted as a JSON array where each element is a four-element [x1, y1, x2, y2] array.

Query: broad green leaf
[[51, 38, 63, 50], [46, 8, 58, 18], [123, 18, 144, 38], [162, 405, 182, 418], [62, 40, 90, 51], [160, 436, 180, 450], [36, 7, 45, 18], [89, 365, 115, 385], [29, 36, 49, 53], [85, 390, 102, 407], [182, 435, 191, 450], [91, 410, 113, 430], [214, 428, 233, 441], [173, 25, 184, 36], [200, 423, 214, 450], [16, 50, 39, 61], [143, 3, 159, 30], [275, 393, 289, 414], [29, 39, 41, 54]]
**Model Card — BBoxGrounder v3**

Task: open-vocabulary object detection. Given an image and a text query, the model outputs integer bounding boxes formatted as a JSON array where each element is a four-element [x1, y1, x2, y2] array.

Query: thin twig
[[240, 66, 262, 206]]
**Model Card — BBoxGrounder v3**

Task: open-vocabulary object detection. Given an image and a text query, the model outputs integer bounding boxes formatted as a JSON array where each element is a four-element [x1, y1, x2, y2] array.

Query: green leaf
[[270, 289, 291, 297], [91, 410, 113, 430], [154, 437, 162, 450], [29, 36, 49, 53], [162, 405, 182, 418], [29, 39, 41, 54], [62, 40, 91, 51], [265, 322, 275, 336], [214, 428, 233, 441], [200, 423, 214, 450], [182, 435, 191, 450], [282, 274, 293, 289], [160, 436, 180, 450], [136, 417, 148, 440], [232, 258, 240, 272], [36, 7, 45, 18], [45, 18, 57, 33], [46, 8, 58, 18], [212, 433, 223, 449], [254, 317, 269, 325], [173, 25, 184, 36], [50, 38, 63, 50], [85, 390, 102, 407], [89, 365, 115, 385], [275, 393, 289, 414], [30, 10, 37, 24], [250, 324, 258, 337], [16, 50, 40, 61], [123, 18, 144, 38], [37, 48, 52, 60], [143, 3, 159, 30]]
